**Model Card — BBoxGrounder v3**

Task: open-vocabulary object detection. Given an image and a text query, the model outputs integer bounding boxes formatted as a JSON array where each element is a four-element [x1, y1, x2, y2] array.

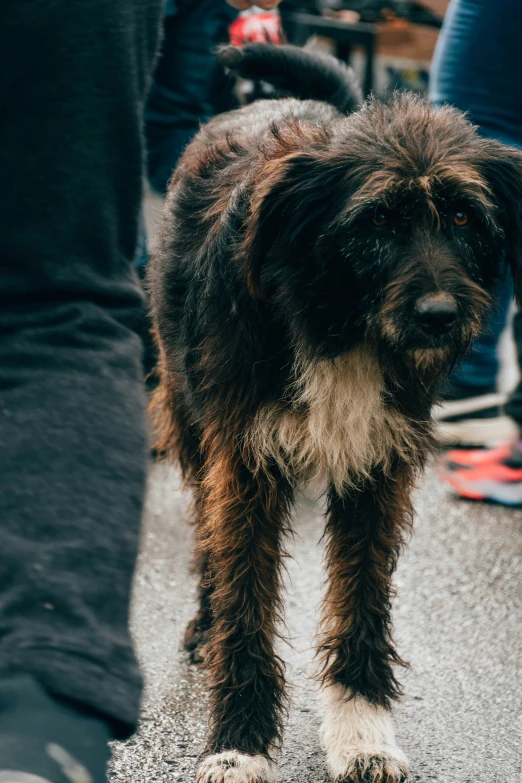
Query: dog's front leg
[[318, 466, 414, 783], [196, 443, 293, 783]]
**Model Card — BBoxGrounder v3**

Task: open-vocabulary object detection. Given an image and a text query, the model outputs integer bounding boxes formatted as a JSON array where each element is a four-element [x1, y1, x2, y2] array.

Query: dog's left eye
[[453, 210, 470, 228], [371, 208, 390, 228]]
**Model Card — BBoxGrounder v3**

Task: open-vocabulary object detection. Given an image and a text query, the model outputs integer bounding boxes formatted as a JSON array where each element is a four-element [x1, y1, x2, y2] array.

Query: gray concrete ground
[[110, 462, 521, 783]]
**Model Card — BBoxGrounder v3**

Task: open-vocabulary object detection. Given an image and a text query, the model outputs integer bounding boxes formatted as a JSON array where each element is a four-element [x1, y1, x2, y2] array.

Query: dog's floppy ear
[[242, 150, 344, 298], [480, 143, 522, 304]]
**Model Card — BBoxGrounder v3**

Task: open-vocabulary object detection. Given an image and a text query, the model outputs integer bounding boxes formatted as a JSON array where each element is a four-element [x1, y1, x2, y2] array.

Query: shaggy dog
[[148, 44, 522, 783]]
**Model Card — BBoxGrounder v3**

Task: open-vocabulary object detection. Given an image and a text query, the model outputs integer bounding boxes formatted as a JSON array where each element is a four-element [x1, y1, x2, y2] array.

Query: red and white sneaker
[[438, 440, 522, 506], [439, 441, 514, 471]]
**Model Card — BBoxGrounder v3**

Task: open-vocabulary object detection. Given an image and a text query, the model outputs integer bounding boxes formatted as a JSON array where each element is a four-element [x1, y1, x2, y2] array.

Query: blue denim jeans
[[430, 0, 522, 398], [144, 0, 238, 195]]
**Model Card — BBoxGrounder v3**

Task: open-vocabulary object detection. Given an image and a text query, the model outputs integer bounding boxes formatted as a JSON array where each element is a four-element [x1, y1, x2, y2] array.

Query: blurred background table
[[280, 0, 450, 95]]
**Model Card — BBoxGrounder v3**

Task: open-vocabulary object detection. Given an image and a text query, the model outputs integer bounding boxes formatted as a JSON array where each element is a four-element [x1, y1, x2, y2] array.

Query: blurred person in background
[[144, 0, 239, 196], [144, 0, 282, 197], [431, 0, 522, 504], [138, 0, 282, 385], [0, 2, 280, 782], [137, 0, 239, 369]]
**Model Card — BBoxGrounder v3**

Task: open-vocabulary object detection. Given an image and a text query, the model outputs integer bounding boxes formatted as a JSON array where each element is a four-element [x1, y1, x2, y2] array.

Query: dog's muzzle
[[415, 294, 458, 336]]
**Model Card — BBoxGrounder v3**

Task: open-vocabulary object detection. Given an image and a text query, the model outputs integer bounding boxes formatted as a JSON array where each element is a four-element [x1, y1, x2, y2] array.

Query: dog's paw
[[320, 684, 409, 783], [196, 751, 276, 783], [327, 751, 409, 783], [184, 616, 210, 664]]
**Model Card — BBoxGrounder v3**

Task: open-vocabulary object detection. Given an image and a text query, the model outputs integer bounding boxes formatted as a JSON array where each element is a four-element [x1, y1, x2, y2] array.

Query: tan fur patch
[[245, 344, 422, 493]]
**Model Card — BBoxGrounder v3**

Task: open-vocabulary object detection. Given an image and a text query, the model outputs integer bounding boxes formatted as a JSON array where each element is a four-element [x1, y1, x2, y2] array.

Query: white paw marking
[[196, 751, 276, 783], [320, 684, 410, 782]]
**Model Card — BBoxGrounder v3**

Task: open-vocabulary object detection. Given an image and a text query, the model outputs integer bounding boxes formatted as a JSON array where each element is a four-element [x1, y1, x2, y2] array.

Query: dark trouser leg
[[446, 275, 512, 398], [430, 0, 522, 401], [0, 306, 148, 733], [504, 309, 522, 430], [195, 445, 293, 782], [144, 0, 238, 194], [318, 469, 413, 783], [0, 0, 163, 736]]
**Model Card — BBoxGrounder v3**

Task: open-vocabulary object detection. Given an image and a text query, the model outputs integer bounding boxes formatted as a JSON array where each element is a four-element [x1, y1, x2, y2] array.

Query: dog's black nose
[[415, 295, 458, 335]]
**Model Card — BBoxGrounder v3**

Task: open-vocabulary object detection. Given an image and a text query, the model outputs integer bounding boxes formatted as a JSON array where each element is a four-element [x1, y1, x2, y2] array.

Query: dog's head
[[243, 95, 522, 374]]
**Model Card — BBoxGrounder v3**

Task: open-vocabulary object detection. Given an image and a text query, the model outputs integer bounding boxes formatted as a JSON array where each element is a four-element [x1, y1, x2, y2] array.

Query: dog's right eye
[[453, 210, 470, 228], [371, 208, 390, 228]]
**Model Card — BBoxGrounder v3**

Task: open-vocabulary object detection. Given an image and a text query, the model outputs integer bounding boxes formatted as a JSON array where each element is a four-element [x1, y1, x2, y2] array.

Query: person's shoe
[[433, 392, 519, 446], [0, 675, 112, 783], [438, 439, 522, 505], [439, 441, 514, 470]]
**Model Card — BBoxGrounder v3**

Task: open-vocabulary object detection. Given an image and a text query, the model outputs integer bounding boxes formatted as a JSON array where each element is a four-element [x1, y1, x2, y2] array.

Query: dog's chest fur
[[247, 344, 418, 492]]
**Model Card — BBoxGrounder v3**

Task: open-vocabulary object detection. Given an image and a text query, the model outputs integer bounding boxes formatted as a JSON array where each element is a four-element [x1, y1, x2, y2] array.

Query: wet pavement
[[110, 462, 522, 783]]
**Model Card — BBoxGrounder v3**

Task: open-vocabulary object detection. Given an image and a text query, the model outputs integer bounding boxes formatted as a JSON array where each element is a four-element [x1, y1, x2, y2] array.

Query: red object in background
[[229, 13, 282, 45]]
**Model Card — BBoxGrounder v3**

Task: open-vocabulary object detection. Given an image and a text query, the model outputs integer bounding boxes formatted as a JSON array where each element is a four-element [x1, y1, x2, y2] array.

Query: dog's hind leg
[[195, 441, 293, 783], [174, 434, 215, 665], [318, 466, 414, 783], [183, 544, 213, 664], [150, 367, 213, 662]]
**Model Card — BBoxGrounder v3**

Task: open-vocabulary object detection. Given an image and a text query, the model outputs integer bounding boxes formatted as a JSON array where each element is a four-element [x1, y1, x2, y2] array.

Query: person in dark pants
[[138, 0, 280, 373], [135, 0, 239, 283], [430, 0, 522, 445], [144, 0, 240, 195], [0, 2, 163, 780], [0, 2, 283, 781], [144, 0, 281, 196], [432, 0, 522, 504], [430, 0, 522, 446]]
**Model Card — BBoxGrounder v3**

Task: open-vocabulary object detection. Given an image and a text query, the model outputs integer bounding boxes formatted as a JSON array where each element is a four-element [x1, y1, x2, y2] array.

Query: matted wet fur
[[148, 43, 522, 783]]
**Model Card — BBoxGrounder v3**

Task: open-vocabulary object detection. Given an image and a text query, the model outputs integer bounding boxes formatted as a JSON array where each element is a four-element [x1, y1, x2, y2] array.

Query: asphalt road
[[110, 462, 522, 783]]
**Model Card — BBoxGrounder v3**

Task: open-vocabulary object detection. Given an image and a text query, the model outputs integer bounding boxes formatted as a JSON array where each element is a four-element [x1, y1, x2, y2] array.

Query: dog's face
[[244, 95, 522, 373], [331, 153, 498, 364]]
